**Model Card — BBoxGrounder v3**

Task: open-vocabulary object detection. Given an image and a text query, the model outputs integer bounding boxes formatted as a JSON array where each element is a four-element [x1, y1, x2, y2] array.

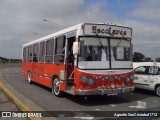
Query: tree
[[144, 57, 152, 62], [0, 57, 20, 63], [156, 57, 160, 62], [133, 52, 145, 62]]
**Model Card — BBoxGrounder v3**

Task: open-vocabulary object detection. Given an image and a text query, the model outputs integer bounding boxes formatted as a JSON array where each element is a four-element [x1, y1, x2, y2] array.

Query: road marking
[[73, 112, 94, 120], [153, 101, 158, 103], [54, 102, 60, 104], [73, 117, 94, 120], [129, 101, 146, 109], [0, 98, 9, 103], [109, 104, 117, 107], [94, 109, 100, 111]]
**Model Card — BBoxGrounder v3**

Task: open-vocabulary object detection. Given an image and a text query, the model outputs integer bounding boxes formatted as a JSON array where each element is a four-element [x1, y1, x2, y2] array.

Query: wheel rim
[[53, 78, 60, 95], [28, 72, 31, 83], [156, 87, 160, 96]]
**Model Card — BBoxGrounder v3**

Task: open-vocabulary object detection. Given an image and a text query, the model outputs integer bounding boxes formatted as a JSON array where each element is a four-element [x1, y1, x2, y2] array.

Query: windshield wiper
[[95, 34, 108, 59]]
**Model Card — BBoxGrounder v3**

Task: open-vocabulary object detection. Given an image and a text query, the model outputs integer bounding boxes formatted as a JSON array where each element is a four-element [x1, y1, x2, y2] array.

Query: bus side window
[[33, 43, 39, 62], [23, 47, 26, 62], [68, 37, 75, 64], [28, 45, 33, 62], [39, 42, 45, 63], [26, 47, 28, 62], [45, 38, 54, 63], [54, 36, 66, 63]]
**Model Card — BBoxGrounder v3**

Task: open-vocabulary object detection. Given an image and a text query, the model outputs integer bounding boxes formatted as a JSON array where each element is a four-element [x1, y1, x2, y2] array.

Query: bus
[[21, 23, 134, 97]]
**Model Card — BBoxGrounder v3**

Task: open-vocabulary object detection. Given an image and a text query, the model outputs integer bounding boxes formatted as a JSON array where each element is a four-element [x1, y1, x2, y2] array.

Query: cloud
[[0, 0, 85, 58], [128, 20, 160, 58], [0, 0, 159, 59], [128, 0, 160, 22], [0, 0, 115, 58], [123, 0, 160, 58]]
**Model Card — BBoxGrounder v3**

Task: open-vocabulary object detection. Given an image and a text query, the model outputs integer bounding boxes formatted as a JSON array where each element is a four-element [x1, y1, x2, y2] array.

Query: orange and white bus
[[22, 23, 134, 97]]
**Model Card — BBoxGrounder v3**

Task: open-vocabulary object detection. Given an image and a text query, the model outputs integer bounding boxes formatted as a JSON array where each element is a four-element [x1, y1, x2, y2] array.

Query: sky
[[0, 0, 160, 59]]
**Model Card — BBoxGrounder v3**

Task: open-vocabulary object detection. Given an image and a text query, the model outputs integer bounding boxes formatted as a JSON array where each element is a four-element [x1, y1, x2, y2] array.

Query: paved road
[[1, 66, 160, 120]]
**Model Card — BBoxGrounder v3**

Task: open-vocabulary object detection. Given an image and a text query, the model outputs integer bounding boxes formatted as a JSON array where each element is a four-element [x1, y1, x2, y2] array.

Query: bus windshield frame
[[77, 36, 132, 70]]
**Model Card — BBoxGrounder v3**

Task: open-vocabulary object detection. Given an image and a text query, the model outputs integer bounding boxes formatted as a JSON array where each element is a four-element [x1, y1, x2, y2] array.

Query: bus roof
[[23, 23, 83, 47], [23, 23, 132, 47]]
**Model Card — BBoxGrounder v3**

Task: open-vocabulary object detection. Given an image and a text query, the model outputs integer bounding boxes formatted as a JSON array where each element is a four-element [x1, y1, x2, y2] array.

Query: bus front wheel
[[52, 77, 63, 97]]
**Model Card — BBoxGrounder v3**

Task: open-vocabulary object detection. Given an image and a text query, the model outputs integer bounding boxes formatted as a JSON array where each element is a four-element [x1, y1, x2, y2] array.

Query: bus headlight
[[80, 74, 96, 86]]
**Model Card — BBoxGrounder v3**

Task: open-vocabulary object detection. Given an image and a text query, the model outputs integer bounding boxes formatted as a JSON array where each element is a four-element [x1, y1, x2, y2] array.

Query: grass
[[0, 63, 21, 69]]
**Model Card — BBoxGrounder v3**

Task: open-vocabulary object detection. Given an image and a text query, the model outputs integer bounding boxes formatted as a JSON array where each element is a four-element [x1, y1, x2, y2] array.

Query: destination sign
[[84, 24, 132, 38]]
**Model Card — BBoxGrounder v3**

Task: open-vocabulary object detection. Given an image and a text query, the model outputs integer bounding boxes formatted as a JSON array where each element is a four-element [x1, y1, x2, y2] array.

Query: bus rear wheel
[[27, 72, 32, 84], [52, 77, 63, 97]]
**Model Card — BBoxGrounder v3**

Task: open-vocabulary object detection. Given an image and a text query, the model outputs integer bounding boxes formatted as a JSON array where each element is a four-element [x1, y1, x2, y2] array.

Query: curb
[[0, 69, 56, 120], [0, 82, 32, 112]]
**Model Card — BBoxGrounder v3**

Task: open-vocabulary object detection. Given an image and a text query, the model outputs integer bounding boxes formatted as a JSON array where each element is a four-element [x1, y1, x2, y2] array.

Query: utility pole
[[89, 3, 91, 23]]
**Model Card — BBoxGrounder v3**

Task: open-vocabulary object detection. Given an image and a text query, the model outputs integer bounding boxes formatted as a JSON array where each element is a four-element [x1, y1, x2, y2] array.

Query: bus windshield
[[78, 37, 131, 69]]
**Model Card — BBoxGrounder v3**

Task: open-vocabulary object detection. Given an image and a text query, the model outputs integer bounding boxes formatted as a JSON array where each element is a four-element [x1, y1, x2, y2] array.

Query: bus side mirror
[[73, 42, 79, 55]]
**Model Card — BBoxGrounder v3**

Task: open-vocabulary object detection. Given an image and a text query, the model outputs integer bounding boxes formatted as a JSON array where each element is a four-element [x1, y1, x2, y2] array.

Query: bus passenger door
[[54, 36, 66, 91], [66, 37, 76, 90]]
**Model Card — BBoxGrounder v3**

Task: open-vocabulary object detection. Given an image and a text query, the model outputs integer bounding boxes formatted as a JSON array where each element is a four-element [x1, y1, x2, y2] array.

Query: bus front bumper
[[75, 87, 134, 95]]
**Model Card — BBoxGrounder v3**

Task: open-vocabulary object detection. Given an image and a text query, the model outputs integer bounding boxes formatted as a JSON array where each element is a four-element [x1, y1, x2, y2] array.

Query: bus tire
[[52, 77, 63, 97], [155, 85, 160, 97], [27, 72, 32, 84]]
